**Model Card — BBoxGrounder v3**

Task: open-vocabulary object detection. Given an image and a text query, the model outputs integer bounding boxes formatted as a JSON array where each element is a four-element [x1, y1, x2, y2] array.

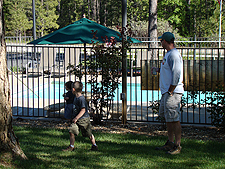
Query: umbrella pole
[[84, 43, 87, 96], [122, 0, 127, 124]]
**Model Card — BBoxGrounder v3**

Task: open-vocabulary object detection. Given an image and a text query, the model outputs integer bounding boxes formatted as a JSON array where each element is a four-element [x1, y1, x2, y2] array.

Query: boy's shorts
[[159, 92, 182, 122], [68, 117, 92, 137]]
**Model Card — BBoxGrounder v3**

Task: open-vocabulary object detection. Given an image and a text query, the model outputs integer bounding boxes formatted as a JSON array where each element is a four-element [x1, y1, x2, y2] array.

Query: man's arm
[[168, 85, 176, 95], [167, 52, 182, 95]]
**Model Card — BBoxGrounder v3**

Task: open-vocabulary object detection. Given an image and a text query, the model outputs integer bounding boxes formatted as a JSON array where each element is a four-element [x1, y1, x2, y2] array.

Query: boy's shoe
[[166, 145, 182, 155], [90, 145, 98, 151], [62, 145, 75, 151], [155, 140, 174, 151]]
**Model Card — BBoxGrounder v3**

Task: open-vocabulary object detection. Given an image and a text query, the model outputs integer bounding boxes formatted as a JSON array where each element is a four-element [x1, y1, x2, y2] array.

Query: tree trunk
[[186, 0, 191, 35], [0, 0, 27, 159], [148, 0, 158, 60]]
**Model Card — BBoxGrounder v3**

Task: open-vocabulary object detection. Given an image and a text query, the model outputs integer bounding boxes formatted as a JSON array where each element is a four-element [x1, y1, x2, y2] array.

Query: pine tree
[[4, 0, 32, 40], [35, 0, 59, 37]]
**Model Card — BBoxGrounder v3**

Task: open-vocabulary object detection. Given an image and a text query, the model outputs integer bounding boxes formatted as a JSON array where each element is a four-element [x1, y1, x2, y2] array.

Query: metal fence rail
[[7, 44, 225, 125], [6, 36, 225, 48]]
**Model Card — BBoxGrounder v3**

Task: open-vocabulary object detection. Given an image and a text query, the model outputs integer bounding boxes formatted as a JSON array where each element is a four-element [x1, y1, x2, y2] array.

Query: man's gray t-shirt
[[159, 48, 184, 95]]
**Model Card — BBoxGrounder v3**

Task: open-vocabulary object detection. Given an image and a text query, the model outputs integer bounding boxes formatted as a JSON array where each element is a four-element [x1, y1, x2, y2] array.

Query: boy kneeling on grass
[[62, 81, 98, 151]]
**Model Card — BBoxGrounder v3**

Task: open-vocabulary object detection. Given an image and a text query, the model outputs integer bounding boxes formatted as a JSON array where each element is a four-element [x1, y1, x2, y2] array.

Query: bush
[[206, 84, 225, 131], [148, 100, 166, 129], [68, 27, 134, 124], [87, 40, 122, 124]]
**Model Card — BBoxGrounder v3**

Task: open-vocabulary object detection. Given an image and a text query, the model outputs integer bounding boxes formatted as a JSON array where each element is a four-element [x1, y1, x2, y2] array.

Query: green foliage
[[148, 100, 166, 128], [57, 0, 122, 29], [127, 0, 149, 22], [187, 0, 217, 37], [181, 91, 202, 109], [157, 18, 181, 39], [127, 18, 182, 38], [10, 66, 25, 73], [67, 26, 135, 124], [57, 0, 83, 28], [129, 20, 149, 37], [3, 0, 225, 38], [157, 0, 220, 37], [158, 0, 184, 25], [35, 0, 59, 37], [10, 66, 19, 72], [207, 5, 225, 37], [67, 42, 122, 125], [86, 39, 122, 124], [102, 0, 122, 26], [4, 0, 32, 37], [66, 63, 84, 81], [206, 84, 225, 131]]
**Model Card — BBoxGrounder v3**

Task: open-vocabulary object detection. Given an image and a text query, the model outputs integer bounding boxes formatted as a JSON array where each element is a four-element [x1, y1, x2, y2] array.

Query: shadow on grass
[[13, 126, 225, 169]]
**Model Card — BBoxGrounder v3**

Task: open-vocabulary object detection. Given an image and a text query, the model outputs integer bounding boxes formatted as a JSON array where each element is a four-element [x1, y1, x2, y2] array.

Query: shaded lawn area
[[4, 126, 225, 169]]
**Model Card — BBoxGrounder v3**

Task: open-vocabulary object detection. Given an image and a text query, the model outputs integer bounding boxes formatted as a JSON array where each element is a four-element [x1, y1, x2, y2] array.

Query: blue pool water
[[15, 81, 211, 103]]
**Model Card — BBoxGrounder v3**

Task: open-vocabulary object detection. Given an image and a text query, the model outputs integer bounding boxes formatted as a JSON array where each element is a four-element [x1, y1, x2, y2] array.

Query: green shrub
[[10, 66, 19, 72], [206, 84, 225, 131]]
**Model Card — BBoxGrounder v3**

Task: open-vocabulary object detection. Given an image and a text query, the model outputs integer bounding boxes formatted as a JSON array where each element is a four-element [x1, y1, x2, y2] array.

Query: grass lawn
[[1, 126, 225, 169]]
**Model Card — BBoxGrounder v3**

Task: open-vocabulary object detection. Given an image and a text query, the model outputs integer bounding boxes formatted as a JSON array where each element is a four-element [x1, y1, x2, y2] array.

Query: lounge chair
[[26, 59, 42, 77], [49, 47, 82, 78], [26, 47, 57, 77]]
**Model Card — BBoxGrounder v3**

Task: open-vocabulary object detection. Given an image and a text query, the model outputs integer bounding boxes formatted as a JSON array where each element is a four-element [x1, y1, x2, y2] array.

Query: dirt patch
[[12, 118, 225, 142]]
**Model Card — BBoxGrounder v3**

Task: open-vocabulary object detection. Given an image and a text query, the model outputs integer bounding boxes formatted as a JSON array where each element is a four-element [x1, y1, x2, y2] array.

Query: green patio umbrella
[[28, 18, 141, 45]]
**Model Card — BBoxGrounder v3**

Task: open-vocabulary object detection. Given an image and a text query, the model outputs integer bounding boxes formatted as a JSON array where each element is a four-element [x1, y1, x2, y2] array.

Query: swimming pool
[[15, 81, 210, 103]]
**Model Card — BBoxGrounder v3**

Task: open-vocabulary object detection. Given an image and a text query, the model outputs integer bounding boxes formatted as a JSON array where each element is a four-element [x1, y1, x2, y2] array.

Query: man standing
[[153, 32, 184, 155]]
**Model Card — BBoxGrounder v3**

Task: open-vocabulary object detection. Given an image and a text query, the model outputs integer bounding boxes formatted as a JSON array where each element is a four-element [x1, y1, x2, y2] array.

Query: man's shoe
[[90, 145, 98, 151], [62, 145, 75, 151], [166, 145, 182, 155], [155, 140, 174, 151]]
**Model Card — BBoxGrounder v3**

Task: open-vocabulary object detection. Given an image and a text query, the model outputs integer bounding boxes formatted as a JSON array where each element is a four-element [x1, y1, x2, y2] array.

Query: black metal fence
[[7, 44, 225, 125]]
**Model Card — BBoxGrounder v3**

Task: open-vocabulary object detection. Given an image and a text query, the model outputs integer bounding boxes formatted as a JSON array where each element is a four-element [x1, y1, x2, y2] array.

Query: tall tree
[[127, 0, 149, 22], [57, 0, 85, 28], [148, 0, 158, 59], [157, 0, 184, 26], [57, 0, 77, 28], [157, 0, 218, 37], [91, 0, 98, 22], [4, 0, 32, 39], [188, 0, 217, 37], [126, 0, 149, 37], [148, 0, 157, 41], [2, 0, 224, 41], [107, 0, 122, 26], [0, 0, 27, 159], [98, 0, 121, 26], [208, 2, 225, 37], [35, 0, 59, 37]]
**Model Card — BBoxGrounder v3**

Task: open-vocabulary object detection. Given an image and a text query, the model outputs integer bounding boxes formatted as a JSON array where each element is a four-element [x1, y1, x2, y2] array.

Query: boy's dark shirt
[[73, 95, 89, 119], [65, 91, 75, 104]]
